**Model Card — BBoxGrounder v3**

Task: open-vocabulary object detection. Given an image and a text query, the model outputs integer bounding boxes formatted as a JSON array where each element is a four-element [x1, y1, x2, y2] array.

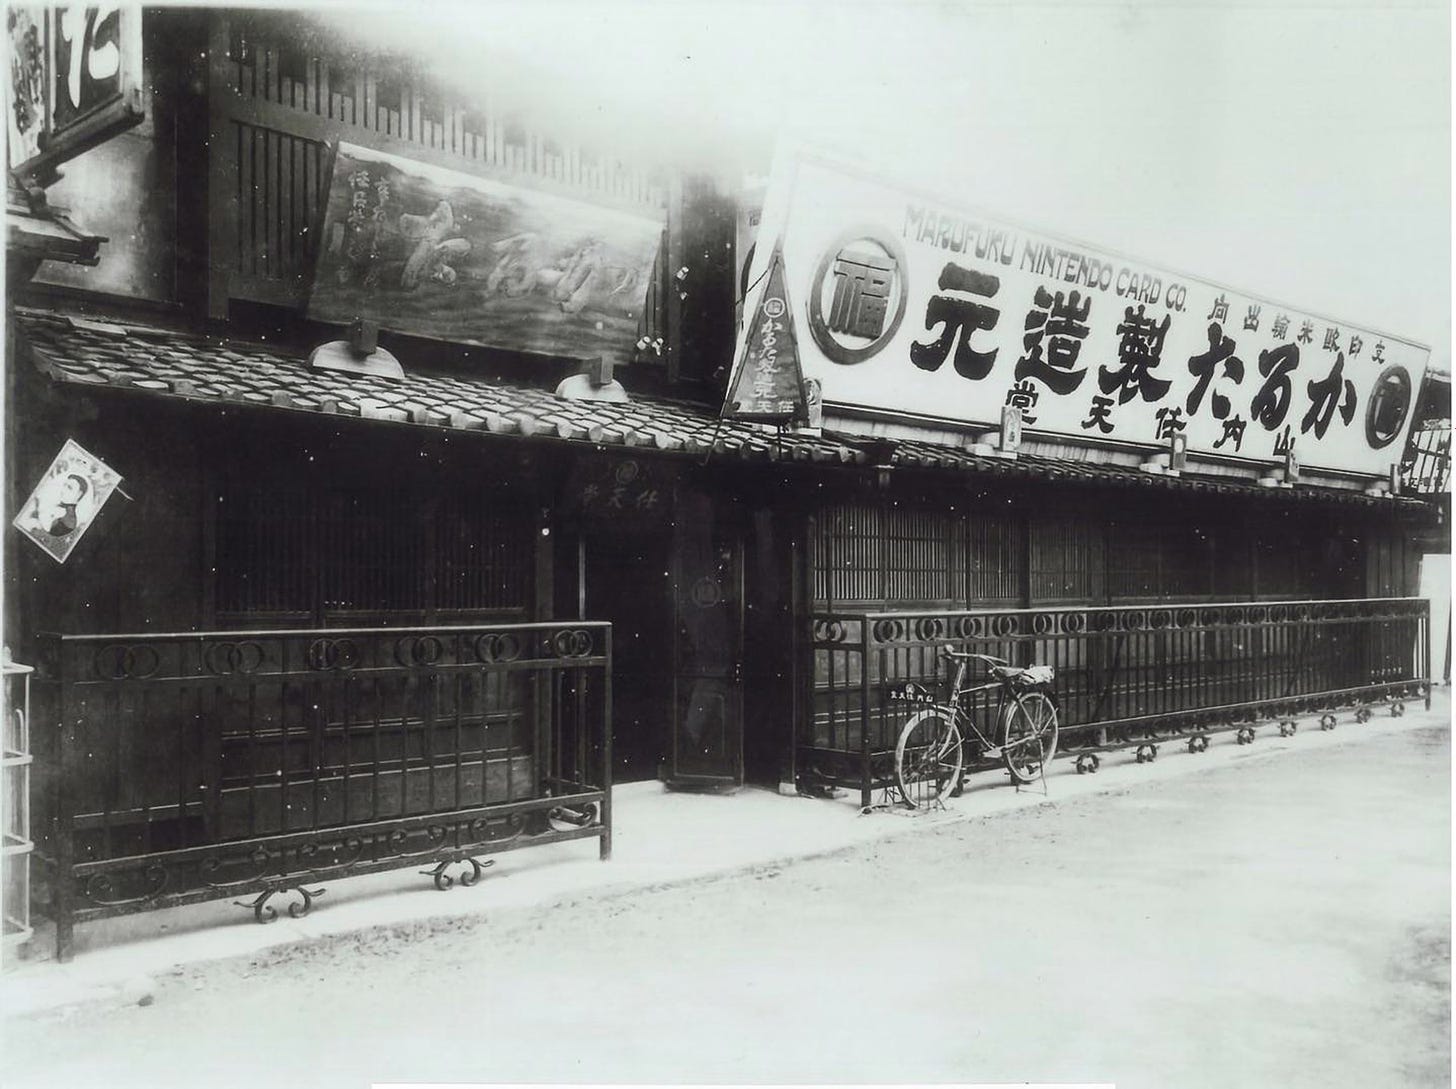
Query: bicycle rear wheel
[[1000, 691, 1059, 784], [894, 710, 963, 809]]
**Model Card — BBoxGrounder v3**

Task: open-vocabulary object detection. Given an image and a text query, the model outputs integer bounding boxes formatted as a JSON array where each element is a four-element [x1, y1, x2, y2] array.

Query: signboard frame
[[306, 140, 663, 369], [7, 5, 146, 184], [739, 141, 1431, 478]]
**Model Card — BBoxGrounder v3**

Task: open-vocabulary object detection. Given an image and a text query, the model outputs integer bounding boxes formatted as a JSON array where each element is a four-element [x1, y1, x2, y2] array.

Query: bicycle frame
[[937, 654, 1048, 760]]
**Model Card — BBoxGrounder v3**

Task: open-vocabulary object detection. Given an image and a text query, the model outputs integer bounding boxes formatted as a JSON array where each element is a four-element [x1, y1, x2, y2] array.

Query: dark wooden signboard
[[308, 142, 663, 367], [6, 5, 145, 180], [564, 455, 676, 530]]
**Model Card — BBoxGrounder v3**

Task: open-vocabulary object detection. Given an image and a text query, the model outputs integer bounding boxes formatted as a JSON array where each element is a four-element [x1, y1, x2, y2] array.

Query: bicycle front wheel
[[1000, 691, 1059, 784], [894, 710, 964, 809]]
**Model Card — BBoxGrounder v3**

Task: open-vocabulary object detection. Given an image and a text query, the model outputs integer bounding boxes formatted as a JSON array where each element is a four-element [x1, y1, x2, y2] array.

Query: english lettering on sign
[[736, 142, 1429, 477]]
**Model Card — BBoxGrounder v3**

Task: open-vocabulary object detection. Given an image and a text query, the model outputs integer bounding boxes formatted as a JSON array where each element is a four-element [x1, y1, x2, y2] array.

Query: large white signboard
[[739, 145, 1429, 476]]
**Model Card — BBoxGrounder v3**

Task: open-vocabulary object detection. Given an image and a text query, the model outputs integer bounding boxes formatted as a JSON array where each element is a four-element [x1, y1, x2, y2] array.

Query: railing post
[[1423, 600, 1432, 710], [860, 621, 872, 811], [599, 623, 612, 861], [51, 638, 75, 963]]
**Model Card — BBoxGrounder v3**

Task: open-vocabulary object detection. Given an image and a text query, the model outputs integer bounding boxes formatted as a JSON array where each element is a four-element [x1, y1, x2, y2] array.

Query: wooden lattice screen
[[811, 501, 1346, 610], [204, 11, 672, 362], [812, 502, 1024, 610], [215, 475, 535, 626]]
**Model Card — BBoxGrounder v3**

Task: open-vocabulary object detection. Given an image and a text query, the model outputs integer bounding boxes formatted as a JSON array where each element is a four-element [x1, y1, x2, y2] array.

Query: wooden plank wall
[[205, 12, 671, 366]]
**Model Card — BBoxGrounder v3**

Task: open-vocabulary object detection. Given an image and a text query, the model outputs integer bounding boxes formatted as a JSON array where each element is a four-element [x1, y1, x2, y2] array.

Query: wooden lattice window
[[1162, 525, 1214, 599], [1107, 521, 1163, 601], [814, 502, 1025, 609], [813, 503, 883, 605], [1030, 514, 1103, 604], [885, 505, 959, 605], [216, 478, 534, 624], [967, 514, 1024, 604], [215, 482, 314, 619]]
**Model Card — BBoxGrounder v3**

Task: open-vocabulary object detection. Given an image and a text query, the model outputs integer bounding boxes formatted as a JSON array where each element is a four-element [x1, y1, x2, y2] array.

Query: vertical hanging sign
[[6, 6, 145, 181], [721, 245, 808, 423]]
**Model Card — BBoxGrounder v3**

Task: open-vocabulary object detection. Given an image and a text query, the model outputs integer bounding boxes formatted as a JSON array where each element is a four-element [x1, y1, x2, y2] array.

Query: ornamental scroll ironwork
[[73, 805, 593, 922]]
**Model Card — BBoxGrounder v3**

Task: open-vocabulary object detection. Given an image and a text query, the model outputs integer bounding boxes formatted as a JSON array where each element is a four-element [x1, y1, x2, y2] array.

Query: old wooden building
[[5, 8, 1440, 958]]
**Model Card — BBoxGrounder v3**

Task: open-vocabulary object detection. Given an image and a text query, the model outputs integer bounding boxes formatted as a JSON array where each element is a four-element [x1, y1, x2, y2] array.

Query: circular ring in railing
[[1247, 605, 1267, 624], [394, 635, 444, 668], [1267, 604, 1288, 623], [1061, 612, 1086, 634], [1122, 610, 1147, 631], [203, 640, 266, 676], [813, 620, 847, 643], [1175, 608, 1197, 629], [473, 632, 522, 664], [1225, 607, 1246, 625], [871, 619, 901, 644], [958, 615, 984, 638], [552, 628, 594, 659], [1150, 610, 1171, 630], [992, 614, 1018, 637], [914, 617, 945, 643], [1199, 607, 1222, 626], [1031, 613, 1054, 635], [93, 643, 163, 681], [306, 637, 360, 672], [1091, 610, 1117, 632]]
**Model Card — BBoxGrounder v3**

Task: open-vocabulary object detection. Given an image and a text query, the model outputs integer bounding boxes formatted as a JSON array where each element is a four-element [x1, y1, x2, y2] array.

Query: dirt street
[[5, 724, 1449, 1089]]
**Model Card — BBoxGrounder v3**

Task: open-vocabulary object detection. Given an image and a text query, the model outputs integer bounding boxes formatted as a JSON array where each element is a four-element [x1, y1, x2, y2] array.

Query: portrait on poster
[[12, 439, 122, 563]]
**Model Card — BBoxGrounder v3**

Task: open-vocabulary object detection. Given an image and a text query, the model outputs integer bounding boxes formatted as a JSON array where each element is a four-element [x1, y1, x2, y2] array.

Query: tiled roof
[[11, 307, 1422, 510]]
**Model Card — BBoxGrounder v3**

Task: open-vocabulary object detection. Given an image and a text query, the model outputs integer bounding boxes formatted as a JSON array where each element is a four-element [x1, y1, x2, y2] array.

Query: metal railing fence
[[35, 621, 611, 960], [803, 598, 1430, 808]]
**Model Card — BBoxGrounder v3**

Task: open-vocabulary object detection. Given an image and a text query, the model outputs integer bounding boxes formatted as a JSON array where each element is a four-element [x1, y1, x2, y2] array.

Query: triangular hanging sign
[[721, 245, 807, 423]]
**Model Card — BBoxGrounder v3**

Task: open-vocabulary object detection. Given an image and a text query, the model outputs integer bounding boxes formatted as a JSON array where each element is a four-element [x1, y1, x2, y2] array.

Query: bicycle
[[893, 646, 1060, 809]]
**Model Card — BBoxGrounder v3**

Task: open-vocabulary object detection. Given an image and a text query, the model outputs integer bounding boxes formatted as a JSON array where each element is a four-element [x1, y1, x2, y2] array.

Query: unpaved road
[[6, 725, 1449, 1088]]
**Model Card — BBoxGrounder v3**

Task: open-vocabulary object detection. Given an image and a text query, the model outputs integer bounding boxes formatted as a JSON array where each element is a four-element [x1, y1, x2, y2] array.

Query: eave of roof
[[10, 306, 1430, 513]]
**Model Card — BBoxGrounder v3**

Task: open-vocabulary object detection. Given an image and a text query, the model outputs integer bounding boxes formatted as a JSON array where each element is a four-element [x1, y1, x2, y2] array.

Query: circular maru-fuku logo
[[808, 227, 908, 365], [1365, 364, 1413, 449], [763, 295, 787, 320]]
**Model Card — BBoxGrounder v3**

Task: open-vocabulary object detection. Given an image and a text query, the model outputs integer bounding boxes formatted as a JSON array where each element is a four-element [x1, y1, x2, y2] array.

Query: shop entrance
[[662, 489, 744, 790], [571, 467, 748, 789], [583, 531, 673, 783]]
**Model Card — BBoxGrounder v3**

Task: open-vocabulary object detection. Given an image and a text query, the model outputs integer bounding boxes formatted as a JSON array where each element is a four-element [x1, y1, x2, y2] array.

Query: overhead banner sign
[[6, 5, 145, 178], [12, 439, 122, 563], [722, 245, 808, 422], [308, 143, 662, 369], [739, 144, 1429, 476]]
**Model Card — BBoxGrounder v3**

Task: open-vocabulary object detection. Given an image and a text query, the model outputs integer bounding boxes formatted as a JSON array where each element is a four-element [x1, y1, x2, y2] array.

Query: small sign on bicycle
[[885, 681, 937, 704]]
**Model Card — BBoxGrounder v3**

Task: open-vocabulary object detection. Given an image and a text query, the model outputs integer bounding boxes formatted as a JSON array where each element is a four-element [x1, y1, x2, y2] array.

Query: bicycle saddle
[[994, 664, 1055, 686]]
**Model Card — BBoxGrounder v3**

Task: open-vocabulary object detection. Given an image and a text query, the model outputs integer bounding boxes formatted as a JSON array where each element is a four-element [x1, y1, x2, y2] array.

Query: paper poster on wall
[[12, 439, 122, 563], [738, 142, 1431, 477], [308, 142, 663, 368]]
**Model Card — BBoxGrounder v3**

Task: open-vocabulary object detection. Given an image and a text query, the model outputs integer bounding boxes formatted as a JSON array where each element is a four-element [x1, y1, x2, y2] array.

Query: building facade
[[5, 8, 1441, 958]]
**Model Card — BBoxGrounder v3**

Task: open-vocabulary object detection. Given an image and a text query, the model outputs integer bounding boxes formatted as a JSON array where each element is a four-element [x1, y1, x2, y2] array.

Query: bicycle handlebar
[[938, 645, 1008, 666]]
